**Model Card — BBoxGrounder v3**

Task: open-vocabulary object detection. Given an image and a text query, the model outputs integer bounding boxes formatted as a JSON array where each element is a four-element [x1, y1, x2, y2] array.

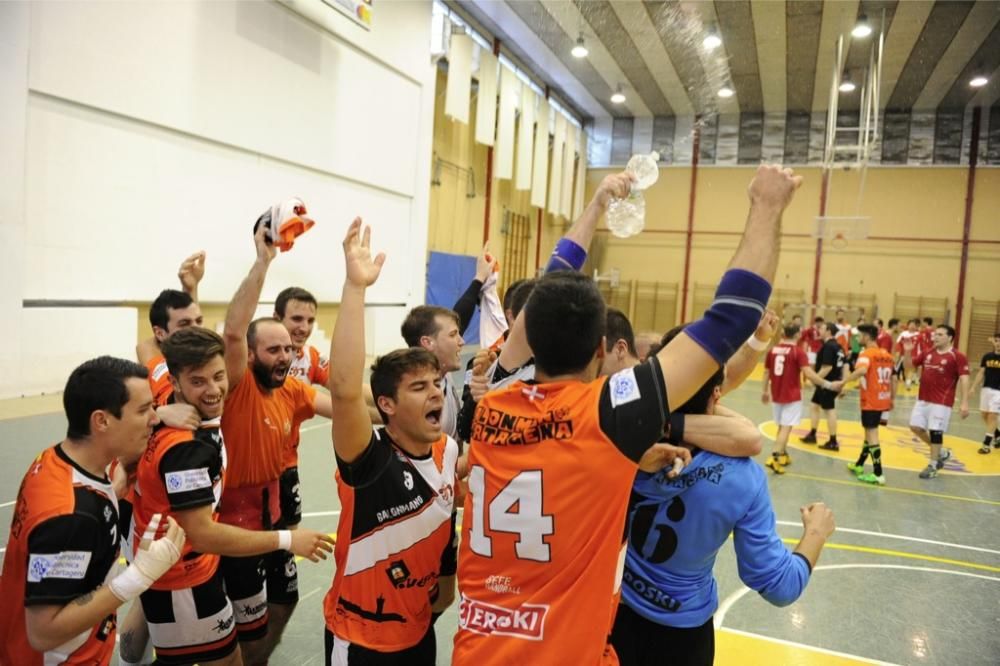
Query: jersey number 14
[[468, 466, 554, 562]]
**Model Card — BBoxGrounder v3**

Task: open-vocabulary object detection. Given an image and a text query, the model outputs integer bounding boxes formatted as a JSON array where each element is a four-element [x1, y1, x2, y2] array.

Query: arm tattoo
[[72, 591, 95, 606]]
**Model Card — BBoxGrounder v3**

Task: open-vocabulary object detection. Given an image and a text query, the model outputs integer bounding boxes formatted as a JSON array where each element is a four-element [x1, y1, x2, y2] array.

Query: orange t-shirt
[[857, 347, 895, 412], [132, 420, 226, 590], [221, 370, 316, 489], [283, 345, 330, 469], [454, 359, 670, 666], [0, 446, 120, 666], [145, 353, 174, 406], [324, 430, 458, 651]]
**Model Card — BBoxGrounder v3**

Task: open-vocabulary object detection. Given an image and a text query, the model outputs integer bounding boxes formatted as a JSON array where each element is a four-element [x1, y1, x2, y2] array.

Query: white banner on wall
[[444, 33, 472, 124], [474, 48, 498, 146], [493, 65, 518, 179], [560, 126, 575, 219], [573, 130, 587, 219], [530, 97, 549, 209], [515, 84, 535, 191], [548, 112, 565, 216]]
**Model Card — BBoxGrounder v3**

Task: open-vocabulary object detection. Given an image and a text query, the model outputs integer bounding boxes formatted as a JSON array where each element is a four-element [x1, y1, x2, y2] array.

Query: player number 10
[[468, 466, 554, 562]]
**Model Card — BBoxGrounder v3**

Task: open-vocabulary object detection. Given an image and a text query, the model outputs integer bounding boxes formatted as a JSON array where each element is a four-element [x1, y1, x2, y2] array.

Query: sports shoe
[[936, 448, 952, 470], [857, 472, 886, 486], [993, 439, 999, 449], [799, 432, 817, 444], [818, 440, 840, 451], [847, 462, 865, 475], [980, 445, 992, 455], [919, 464, 938, 479], [776, 453, 792, 467], [765, 457, 786, 475]]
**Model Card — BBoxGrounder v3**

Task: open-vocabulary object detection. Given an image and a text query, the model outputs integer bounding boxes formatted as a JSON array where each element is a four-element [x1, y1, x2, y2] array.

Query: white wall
[[0, 0, 436, 398]]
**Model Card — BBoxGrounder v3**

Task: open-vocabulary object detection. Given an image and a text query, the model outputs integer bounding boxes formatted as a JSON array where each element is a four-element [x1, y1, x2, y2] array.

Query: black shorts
[[325, 624, 435, 666], [811, 387, 838, 410], [220, 553, 269, 642], [140, 568, 238, 665], [610, 603, 714, 666], [279, 466, 302, 527], [861, 410, 883, 429]]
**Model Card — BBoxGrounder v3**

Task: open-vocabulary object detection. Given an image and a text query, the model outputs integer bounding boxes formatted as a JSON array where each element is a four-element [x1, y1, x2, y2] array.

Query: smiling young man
[[218, 225, 335, 664], [324, 219, 458, 665], [0, 357, 185, 666], [132, 328, 333, 666]]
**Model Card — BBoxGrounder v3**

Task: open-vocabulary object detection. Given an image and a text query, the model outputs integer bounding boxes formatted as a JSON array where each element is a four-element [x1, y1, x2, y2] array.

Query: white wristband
[[108, 564, 155, 603], [746, 335, 768, 352], [277, 530, 292, 551]]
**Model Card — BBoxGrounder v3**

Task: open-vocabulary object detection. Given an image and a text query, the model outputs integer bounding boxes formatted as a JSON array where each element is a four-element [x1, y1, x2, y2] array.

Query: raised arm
[[723, 310, 779, 395], [452, 244, 496, 332], [223, 226, 275, 387], [177, 251, 206, 302], [329, 218, 386, 464], [684, 412, 763, 457], [658, 166, 802, 411]]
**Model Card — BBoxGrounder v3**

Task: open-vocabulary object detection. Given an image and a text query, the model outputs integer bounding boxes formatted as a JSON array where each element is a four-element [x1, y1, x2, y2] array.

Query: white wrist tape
[[278, 530, 292, 551], [746, 335, 769, 352], [108, 564, 155, 603]]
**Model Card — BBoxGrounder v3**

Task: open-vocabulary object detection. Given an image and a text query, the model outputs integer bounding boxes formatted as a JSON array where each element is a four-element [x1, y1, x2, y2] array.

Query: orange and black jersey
[[146, 353, 174, 407], [324, 428, 458, 652], [133, 420, 226, 590], [0, 445, 121, 666], [454, 357, 669, 666]]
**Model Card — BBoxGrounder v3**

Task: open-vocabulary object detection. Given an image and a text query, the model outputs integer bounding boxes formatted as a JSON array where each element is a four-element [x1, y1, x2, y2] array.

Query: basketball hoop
[[814, 216, 870, 249]]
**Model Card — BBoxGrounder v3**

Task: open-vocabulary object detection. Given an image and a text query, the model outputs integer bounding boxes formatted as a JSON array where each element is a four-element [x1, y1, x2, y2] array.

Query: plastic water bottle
[[606, 151, 660, 238]]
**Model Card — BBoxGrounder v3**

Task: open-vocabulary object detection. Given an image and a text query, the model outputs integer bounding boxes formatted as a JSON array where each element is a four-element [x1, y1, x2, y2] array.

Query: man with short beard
[[133, 328, 333, 666], [218, 226, 335, 665]]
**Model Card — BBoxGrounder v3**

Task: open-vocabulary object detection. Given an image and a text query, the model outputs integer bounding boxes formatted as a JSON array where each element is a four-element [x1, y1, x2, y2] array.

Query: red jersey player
[[903, 325, 970, 479], [762, 325, 835, 474]]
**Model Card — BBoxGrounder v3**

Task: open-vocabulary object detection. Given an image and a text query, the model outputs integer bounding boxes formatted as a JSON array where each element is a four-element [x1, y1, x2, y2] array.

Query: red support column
[[810, 169, 831, 316], [955, 106, 981, 344], [679, 122, 701, 321]]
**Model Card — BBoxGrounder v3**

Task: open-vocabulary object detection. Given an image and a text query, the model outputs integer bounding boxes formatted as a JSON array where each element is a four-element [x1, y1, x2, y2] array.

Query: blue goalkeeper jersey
[[621, 451, 811, 628]]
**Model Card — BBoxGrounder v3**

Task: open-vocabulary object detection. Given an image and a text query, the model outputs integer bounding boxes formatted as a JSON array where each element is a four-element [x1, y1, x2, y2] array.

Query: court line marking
[[758, 420, 1000, 477], [716, 627, 900, 666], [775, 520, 1000, 556], [782, 471, 1000, 506], [0, 500, 14, 508], [717, 563, 1000, 628], [779, 538, 1000, 573]]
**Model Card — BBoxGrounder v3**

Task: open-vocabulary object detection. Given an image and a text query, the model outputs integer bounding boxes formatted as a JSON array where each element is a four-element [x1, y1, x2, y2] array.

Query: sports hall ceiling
[[453, 0, 1000, 123]]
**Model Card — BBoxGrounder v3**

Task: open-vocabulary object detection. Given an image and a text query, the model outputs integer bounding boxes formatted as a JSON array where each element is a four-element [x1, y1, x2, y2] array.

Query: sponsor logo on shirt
[[484, 575, 521, 595], [384, 559, 437, 589], [622, 566, 681, 612], [376, 495, 426, 524], [151, 362, 169, 382], [27, 551, 92, 582], [609, 368, 642, 407], [403, 470, 414, 490], [165, 468, 212, 494], [459, 595, 548, 640], [661, 462, 725, 489]]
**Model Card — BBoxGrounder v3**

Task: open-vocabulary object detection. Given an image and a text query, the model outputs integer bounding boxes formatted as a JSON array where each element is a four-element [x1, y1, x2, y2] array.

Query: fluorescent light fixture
[[703, 33, 722, 51], [852, 15, 872, 38], [839, 77, 856, 93], [611, 84, 626, 104], [571, 34, 588, 59], [970, 75, 988, 88], [717, 86, 734, 99]]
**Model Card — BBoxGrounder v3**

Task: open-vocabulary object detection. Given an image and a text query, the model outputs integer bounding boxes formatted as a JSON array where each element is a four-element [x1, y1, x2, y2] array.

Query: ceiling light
[[970, 75, 988, 88], [571, 34, 588, 59], [839, 75, 856, 93], [717, 86, 734, 99], [610, 84, 626, 104], [852, 14, 872, 39], [703, 32, 722, 51]]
